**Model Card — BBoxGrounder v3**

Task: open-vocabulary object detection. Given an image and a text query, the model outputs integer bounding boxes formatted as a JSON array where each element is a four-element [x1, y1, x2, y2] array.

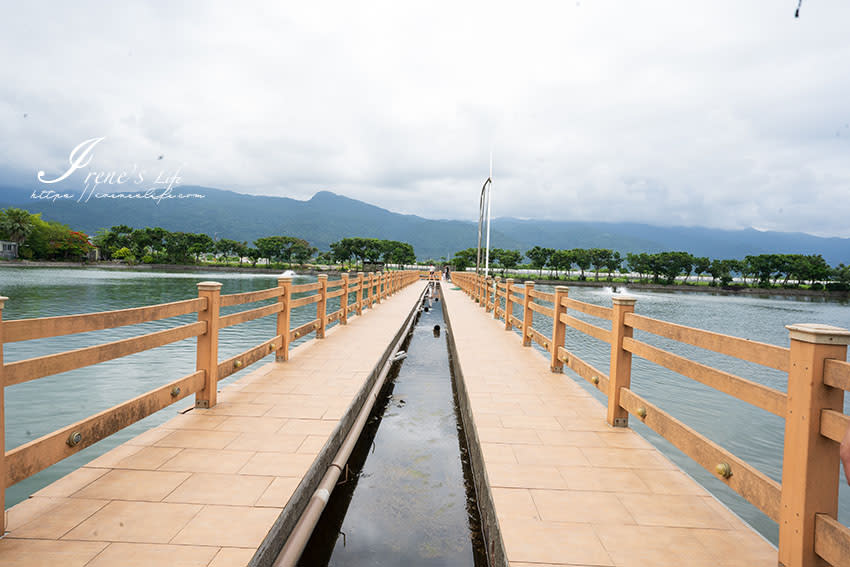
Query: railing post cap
[[506, 278, 514, 282], [524, 280, 535, 286], [197, 281, 222, 291], [0, 295, 8, 309], [554, 285, 569, 293], [613, 295, 638, 306], [786, 323, 850, 345], [318, 274, 328, 280], [278, 276, 293, 284]]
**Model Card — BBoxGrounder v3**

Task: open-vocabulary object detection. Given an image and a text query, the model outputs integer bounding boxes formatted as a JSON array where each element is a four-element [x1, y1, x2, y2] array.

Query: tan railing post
[[341, 273, 350, 325], [493, 276, 502, 319], [607, 295, 637, 427], [368, 272, 375, 308], [504, 278, 514, 330], [195, 281, 222, 409], [521, 281, 534, 346], [375, 272, 382, 304], [317, 274, 328, 338], [276, 277, 292, 362], [0, 295, 7, 533], [356, 272, 364, 315], [778, 324, 850, 567], [551, 286, 569, 372]]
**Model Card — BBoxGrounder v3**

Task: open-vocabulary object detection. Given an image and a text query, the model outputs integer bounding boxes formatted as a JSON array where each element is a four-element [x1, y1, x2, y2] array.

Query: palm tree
[[0, 208, 35, 244]]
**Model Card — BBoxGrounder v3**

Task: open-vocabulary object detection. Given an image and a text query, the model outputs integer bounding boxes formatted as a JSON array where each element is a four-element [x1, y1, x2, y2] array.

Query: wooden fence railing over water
[[453, 271, 850, 567], [0, 269, 427, 532]]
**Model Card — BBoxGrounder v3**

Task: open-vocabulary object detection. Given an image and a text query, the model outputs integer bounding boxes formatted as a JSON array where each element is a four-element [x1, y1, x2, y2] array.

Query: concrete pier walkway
[[441, 283, 777, 566], [0, 282, 426, 567], [1, 278, 780, 567]]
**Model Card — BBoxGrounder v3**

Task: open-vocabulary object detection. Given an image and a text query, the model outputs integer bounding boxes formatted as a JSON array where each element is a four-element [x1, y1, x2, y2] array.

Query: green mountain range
[[2, 185, 848, 264]]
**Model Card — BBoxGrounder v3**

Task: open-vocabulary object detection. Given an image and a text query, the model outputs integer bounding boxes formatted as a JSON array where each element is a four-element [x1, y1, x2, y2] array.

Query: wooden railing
[[453, 271, 850, 567], [0, 269, 424, 530]]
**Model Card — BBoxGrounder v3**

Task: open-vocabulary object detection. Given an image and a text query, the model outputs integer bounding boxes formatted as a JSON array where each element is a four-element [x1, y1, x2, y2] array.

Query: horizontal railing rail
[[0, 269, 423, 532], [451, 271, 850, 567]]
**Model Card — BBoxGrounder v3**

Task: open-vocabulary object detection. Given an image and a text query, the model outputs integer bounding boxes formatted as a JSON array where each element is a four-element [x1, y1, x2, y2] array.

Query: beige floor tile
[[0, 538, 107, 567], [161, 412, 231, 430], [159, 448, 255, 474], [171, 505, 281, 547], [579, 447, 677, 469], [85, 542, 219, 567], [5, 496, 66, 530], [217, 390, 263, 403], [256, 477, 301, 507], [297, 434, 328, 454], [73, 469, 190, 501], [491, 488, 539, 520], [531, 489, 635, 524], [596, 524, 720, 567], [85, 444, 144, 468], [215, 416, 287, 433], [480, 443, 516, 463], [264, 404, 328, 419], [224, 431, 307, 453], [511, 444, 591, 466], [278, 419, 337, 436], [62, 500, 202, 543], [486, 463, 567, 489], [11, 498, 108, 539], [154, 429, 241, 450], [500, 414, 564, 430], [558, 466, 651, 493], [499, 517, 614, 565], [618, 493, 734, 529], [476, 427, 541, 445], [31, 467, 108, 498], [535, 429, 606, 447], [112, 446, 183, 470], [125, 426, 173, 446], [208, 547, 257, 567], [596, 430, 654, 449], [165, 473, 273, 506], [204, 402, 273, 417], [239, 452, 317, 477], [691, 528, 776, 564], [633, 468, 710, 496]]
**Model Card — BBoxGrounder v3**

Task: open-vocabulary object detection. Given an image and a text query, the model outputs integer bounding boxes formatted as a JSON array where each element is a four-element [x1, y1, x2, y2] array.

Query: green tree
[[526, 246, 553, 277], [451, 248, 478, 271], [0, 208, 35, 244], [571, 248, 591, 280], [549, 249, 574, 279]]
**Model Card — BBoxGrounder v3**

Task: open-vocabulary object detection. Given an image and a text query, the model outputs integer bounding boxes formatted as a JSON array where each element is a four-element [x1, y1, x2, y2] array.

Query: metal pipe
[[272, 286, 427, 567]]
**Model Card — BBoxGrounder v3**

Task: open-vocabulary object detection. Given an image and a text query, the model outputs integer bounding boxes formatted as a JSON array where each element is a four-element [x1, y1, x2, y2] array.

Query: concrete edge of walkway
[[249, 283, 427, 567]]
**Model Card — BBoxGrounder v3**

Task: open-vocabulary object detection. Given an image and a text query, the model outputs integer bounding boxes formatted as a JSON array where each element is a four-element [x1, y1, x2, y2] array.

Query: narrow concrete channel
[[297, 282, 488, 566]]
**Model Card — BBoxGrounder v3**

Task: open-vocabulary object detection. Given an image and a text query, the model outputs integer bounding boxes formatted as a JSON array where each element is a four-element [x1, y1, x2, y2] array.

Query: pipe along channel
[[274, 281, 488, 566]]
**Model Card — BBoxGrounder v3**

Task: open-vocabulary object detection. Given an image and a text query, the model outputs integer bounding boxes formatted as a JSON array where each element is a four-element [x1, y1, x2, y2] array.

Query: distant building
[[0, 240, 18, 260]]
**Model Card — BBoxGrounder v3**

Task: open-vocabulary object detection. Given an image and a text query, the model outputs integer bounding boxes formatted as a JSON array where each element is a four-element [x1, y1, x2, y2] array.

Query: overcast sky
[[1, 1, 849, 236]]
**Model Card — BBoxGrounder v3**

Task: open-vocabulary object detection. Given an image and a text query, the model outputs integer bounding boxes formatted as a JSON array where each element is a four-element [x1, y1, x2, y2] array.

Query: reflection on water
[[300, 287, 487, 566]]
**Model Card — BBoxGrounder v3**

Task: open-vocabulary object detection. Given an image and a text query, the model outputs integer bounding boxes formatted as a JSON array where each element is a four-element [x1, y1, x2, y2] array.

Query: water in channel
[[299, 283, 488, 566]]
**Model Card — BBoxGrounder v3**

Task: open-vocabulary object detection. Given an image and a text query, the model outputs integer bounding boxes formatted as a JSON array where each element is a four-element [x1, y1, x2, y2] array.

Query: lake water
[[1, 267, 848, 546]]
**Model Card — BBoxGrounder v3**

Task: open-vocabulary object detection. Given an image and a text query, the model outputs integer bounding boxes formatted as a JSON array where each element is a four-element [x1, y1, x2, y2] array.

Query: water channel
[[298, 283, 487, 566]]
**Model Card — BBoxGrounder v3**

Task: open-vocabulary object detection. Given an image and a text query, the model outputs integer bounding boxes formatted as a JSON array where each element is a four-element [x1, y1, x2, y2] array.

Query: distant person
[[841, 427, 850, 485], [444, 266, 451, 281], [429, 264, 435, 279]]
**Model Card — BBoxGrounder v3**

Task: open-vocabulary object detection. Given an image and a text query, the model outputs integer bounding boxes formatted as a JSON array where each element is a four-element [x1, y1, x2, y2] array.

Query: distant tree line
[[450, 245, 850, 291], [0, 208, 418, 271]]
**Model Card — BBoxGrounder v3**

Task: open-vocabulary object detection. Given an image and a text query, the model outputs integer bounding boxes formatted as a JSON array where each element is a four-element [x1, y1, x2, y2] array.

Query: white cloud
[[1, 0, 849, 236]]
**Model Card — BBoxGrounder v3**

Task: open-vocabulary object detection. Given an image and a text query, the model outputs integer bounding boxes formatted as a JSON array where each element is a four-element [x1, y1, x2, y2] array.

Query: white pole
[[484, 152, 492, 278]]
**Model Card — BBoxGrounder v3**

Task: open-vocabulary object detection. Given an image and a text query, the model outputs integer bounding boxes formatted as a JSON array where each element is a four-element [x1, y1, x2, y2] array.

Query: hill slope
[[1, 185, 848, 264]]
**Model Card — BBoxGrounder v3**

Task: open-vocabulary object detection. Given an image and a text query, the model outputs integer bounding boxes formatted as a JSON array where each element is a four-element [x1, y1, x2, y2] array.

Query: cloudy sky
[[1, 1, 849, 236]]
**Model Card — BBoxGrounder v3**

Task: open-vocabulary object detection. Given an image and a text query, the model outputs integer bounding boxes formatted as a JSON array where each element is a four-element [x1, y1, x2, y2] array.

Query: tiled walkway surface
[[0, 282, 426, 567], [441, 284, 777, 567]]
